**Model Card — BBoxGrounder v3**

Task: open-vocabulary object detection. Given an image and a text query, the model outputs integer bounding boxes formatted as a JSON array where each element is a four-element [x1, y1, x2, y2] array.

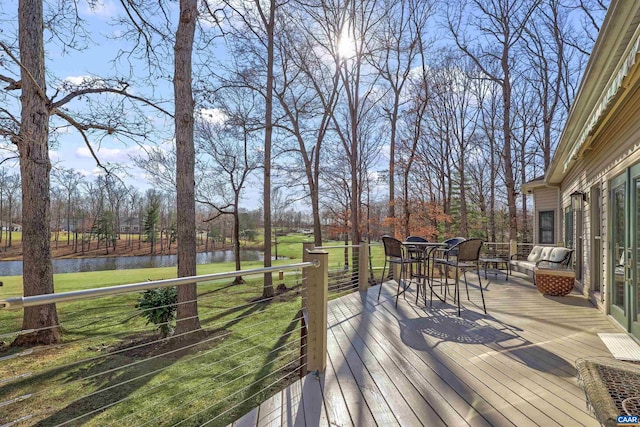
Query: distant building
[[0, 222, 21, 232], [120, 217, 141, 234]]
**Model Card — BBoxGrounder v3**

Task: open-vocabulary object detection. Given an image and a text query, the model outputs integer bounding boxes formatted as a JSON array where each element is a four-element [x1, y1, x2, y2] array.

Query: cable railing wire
[[0, 283, 307, 381], [104, 335, 305, 427], [0, 315, 290, 409], [0, 259, 325, 425], [139, 349, 306, 427], [49, 332, 305, 427], [172, 353, 307, 427]]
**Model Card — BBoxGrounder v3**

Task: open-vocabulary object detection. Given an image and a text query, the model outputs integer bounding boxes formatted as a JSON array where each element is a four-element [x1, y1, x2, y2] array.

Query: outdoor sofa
[[509, 245, 574, 278]]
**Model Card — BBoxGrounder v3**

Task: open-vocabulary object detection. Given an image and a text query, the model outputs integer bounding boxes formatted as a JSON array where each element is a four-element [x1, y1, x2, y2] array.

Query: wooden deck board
[[230, 272, 623, 427], [280, 379, 304, 426], [361, 291, 559, 426], [300, 374, 328, 426], [318, 352, 354, 427], [329, 304, 441, 426], [256, 389, 282, 427]]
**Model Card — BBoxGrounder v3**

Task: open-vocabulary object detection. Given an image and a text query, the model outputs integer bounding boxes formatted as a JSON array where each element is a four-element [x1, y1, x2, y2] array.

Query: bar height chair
[[432, 237, 466, 296], [405, 236, 433, 304], [378, 235, 421, 307], [431, 238, 486, 316]]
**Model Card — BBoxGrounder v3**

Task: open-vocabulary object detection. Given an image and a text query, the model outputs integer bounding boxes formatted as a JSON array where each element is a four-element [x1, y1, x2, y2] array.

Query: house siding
[[558, 59, 640, 310], [532, 187, 559, 244]]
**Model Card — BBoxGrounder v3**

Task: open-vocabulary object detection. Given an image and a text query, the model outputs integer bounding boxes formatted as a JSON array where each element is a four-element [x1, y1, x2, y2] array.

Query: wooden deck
[[231, 272, 622, 426]]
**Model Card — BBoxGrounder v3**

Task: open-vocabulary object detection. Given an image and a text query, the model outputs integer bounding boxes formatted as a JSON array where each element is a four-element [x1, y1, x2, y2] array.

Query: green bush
[[136, 287, 178, 338]]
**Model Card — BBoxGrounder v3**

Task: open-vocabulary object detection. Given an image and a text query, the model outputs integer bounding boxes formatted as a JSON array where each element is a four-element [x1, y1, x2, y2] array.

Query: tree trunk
[[262, 0, 276, 299], [311, 187, 322, 247], [489, 134, 497, 243], [232, 208, 244, 285], [403, 169, 410, 238], [8, 199, 12, 248], [13, 0, 60, 346], [0, 188, 4, 245], [66, 194, 71, 245], [388, 100, 398, 236], [174, 0, 201, 336], [502, 56, 517, 241], [459, 157, 468, 238]]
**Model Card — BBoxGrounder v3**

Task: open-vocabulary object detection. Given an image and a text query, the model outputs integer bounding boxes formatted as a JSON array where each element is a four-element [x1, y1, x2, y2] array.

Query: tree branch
[[0, 73, 21, 90], [51, 85, 173, 117], [52, 109, 111, 175], [0, 41, 47, 101]]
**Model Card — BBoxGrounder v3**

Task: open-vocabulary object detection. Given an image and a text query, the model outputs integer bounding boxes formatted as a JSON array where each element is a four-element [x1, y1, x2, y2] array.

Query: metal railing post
[[359, 242, 369, 291], [301, 242, 315, 308], [509, 239, 518, 259], [305, 250, 328, 373], [299, 241, 315, 378]]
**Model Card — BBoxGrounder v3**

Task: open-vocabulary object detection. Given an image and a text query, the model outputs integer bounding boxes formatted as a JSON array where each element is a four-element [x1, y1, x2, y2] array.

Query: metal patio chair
[[378, 235, 421, 307], [431, 238, 486, 316]]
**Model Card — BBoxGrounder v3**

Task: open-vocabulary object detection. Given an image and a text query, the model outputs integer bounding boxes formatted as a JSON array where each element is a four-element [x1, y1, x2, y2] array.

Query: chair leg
[[477, 265, 486, 314], [378, 260, 387, 301], [444, 264, 449, 301], [396, 264, 406, 308], [455, 265, 461, 316], [463, 270, 470, 300]]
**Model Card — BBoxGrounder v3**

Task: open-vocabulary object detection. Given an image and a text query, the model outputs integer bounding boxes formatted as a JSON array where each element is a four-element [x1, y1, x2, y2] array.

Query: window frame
[[564, 207, 574, 249], [538, 210, 555, 244]]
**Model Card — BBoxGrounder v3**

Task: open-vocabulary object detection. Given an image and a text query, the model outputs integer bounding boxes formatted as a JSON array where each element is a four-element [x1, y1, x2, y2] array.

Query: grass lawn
[[0, 235, 385, 426]]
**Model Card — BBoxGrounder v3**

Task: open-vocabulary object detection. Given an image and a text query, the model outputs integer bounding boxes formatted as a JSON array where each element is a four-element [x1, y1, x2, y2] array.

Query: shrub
[[136, 287, 178, 338]]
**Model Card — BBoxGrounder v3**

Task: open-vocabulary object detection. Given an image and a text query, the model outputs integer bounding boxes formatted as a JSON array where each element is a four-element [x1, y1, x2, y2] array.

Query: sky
[[1, 1, 272, 210], [0, 0, 394, 213]]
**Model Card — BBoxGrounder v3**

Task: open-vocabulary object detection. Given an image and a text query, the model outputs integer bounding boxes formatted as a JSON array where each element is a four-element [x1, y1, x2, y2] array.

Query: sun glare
[[337, 30, 356, 59]]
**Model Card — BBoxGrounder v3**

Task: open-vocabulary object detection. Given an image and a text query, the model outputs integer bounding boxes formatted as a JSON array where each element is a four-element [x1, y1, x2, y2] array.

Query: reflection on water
[[0, 250, 283, 276]]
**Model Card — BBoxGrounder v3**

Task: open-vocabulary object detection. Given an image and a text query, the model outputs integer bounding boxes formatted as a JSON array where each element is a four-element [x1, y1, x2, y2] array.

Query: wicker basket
[[534, 267, 575, 296]]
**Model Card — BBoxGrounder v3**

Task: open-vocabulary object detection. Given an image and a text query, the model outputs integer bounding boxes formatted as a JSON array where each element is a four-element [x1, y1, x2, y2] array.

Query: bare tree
[[272, 2, 342, 246], [371, 0, 434, 235], [52, 167, 84, 246], [447, 0, 539, 241], [329, 0, 385, 254], [196, 98, 260, 284], [174, 0, 201, 335], [1, 0, 171, 345], [221, 0, 282, 298]]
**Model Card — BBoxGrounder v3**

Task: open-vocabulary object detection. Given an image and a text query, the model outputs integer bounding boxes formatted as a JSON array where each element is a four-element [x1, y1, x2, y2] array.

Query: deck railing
[[0, 260, 326, 426], [0, 237, 540, 425]]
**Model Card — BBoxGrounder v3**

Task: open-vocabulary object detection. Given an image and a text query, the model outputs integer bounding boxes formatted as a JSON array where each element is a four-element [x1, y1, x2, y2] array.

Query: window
[[564, 207, 574, 249], [538, 211, 555, 244]]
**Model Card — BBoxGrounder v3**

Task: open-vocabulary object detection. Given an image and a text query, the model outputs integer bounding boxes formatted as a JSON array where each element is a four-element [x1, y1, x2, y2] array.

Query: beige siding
[[557, 66, 640, 311], [532, 187, 559, 244]]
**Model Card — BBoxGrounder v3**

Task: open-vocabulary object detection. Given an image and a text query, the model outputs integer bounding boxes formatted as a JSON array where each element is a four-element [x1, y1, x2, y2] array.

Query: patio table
[[401, 241, 447, 305], [479, 257, 509, 280]]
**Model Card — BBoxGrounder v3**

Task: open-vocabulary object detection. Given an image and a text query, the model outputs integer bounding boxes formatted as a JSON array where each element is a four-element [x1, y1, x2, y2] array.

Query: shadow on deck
[[230, 272, 621, 427]]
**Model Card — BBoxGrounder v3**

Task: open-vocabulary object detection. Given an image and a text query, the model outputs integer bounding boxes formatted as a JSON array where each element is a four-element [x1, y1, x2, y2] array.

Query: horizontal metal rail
[[314, 245, 360, 249], [0, 261, 318, 310]]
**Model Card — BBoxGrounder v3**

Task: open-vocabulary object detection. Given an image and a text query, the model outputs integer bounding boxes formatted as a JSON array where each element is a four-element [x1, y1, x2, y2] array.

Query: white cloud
[[76, 146, 130, 163], [63, 75, 91, 86], [49, 150, 61, 162], [72, 168, 104, 178], [198, 108, 226, 125], [81, 0, 118, 18]]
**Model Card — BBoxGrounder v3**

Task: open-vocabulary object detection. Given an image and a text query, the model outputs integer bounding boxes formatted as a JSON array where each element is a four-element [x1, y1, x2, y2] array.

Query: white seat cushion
[[549, 247, 570, 263], [527, 246, 543, 262], [540, 247, 553, 259]]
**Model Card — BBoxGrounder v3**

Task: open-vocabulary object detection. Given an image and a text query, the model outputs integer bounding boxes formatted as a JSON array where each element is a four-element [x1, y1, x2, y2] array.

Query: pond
[[0, 250, 283, 276]]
